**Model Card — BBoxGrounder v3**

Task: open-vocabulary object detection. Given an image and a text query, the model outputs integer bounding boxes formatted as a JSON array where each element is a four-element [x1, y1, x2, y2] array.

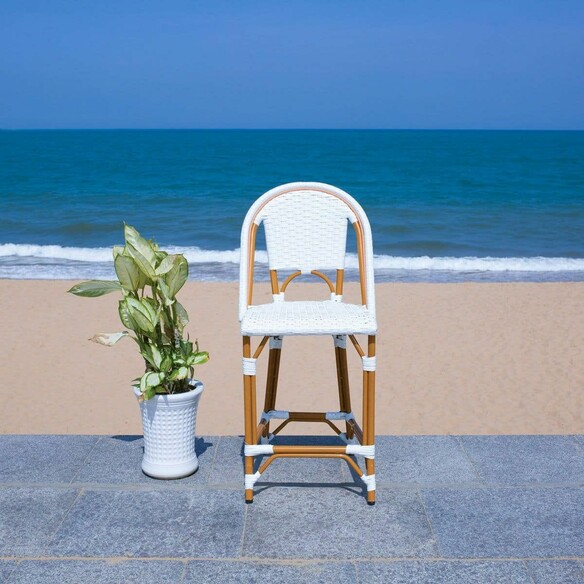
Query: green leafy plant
[[68, 225, 209, 400]]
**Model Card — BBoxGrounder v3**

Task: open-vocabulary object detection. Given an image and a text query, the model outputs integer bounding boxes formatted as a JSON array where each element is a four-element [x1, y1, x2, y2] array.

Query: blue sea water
[[0, 129, 583, 282]]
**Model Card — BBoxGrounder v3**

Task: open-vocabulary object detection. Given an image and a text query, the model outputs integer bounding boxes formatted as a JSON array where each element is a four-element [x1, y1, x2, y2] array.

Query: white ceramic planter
[[134, 380, 204, 479]]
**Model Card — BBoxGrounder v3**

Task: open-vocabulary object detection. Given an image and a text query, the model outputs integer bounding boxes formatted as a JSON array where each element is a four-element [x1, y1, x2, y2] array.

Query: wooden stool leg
[[243, 336, 257, 503], [365, 335, 376, 505], [262, 341, 282, 437], [334, 339, 353, 439]]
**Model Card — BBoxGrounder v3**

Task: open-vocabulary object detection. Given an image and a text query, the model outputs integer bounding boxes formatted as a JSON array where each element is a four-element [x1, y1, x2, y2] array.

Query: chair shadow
[[238, 435, 368, 500], [253, 483, 365, 497]]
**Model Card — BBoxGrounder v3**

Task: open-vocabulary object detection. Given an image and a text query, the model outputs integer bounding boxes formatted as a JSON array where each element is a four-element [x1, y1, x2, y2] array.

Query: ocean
[[1, 130, 583, 283]]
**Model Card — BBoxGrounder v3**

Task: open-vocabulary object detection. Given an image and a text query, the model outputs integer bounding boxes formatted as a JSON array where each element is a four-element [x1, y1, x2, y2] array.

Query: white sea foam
[[366, 254, 584, 272], [1, 243, 584, 273], [0, 243, 265, 265], [1, 243, 584, 285], [0, 243, 115, 262]]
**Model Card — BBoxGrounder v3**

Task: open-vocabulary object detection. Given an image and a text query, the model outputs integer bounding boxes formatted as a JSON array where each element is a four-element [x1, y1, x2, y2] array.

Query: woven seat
[[241, 300, 377, 336], [239, 182, 378, 505]]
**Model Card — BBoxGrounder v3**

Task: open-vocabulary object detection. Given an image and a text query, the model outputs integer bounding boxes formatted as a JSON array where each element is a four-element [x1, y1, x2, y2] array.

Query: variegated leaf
[[90, 332, 129, 346]]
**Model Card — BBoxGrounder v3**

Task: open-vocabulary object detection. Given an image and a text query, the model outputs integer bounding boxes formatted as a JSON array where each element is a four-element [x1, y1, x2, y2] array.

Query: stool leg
[[364, 335, 376, 505], [262, 342, 282, 437], [335, 342, 353, 439], [243, 336, 257, 503]]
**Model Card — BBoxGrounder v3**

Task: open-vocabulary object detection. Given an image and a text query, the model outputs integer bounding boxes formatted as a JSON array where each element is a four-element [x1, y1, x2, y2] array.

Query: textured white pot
[[134, 380, 204, 479]]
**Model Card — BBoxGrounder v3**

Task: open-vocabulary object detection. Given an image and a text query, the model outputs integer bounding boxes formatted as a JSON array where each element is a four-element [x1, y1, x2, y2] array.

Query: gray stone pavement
[[0, 435, 582, 583]]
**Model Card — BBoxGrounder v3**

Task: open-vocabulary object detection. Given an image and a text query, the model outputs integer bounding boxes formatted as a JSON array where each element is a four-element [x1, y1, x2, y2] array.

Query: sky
[[0, 0, 583, 130]]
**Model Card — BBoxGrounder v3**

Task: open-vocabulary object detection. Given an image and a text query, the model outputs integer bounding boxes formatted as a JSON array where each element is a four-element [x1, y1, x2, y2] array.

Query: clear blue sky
[[1, 0, 582, 129]]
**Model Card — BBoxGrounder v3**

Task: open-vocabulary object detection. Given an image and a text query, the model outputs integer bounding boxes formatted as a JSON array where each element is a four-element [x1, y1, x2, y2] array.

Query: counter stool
[[239, 182, 378, 504]]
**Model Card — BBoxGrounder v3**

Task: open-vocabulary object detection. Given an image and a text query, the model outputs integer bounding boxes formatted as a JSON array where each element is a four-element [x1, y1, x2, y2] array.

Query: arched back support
[[239, 182, 376, 320]]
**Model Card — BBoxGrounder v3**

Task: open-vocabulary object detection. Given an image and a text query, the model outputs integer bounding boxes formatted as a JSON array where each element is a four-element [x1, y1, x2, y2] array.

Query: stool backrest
[[239, 182, 375, 319]]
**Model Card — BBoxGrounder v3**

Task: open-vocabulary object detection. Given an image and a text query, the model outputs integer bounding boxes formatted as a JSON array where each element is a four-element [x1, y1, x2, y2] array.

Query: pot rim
[[133, 379, 204, 403]]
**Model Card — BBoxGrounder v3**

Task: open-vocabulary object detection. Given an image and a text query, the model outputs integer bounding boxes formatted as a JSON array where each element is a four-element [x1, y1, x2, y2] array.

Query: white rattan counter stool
[[239, 182, 377, 504]]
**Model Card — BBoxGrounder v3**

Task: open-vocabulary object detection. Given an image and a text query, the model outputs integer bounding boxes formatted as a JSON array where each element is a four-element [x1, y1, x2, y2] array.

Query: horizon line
[[1, 127, 584, 132]]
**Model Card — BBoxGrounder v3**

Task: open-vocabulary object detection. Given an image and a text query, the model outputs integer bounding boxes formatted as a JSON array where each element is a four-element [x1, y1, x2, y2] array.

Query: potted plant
[[68, 224, 209, 479]]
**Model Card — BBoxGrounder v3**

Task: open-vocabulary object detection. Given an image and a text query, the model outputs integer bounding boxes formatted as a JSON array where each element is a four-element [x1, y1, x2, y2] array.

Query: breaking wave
[[0, 243, 584, 281]]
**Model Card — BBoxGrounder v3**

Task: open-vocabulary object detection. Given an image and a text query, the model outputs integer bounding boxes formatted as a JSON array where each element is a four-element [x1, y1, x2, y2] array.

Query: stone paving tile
[[357, 560, 533, 583], [209, 435, 345, 486], [0, 436, 99, 484], [0, 562, 17, 584], [7, 560, 186, 584], [73, 435, 217, 486], [242, 487, 437, 559], [342, 436, 480, 486], [422, 487, 584, 558], [207, 436, 245, 485], [459, 436, 584, 485], [47, 489, 244, 558], [574, 436, 584, 449], [0, 488, 79, 556], [527, 560, 584, 584], [184, 560, 357, 583]]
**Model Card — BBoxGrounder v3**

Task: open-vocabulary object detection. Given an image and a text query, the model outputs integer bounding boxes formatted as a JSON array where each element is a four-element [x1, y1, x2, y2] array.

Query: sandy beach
[[1, 280, 582, 435]]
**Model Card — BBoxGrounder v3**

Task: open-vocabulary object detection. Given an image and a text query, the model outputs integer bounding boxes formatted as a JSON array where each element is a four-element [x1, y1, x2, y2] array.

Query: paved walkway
[[0, 434, 583, 583]]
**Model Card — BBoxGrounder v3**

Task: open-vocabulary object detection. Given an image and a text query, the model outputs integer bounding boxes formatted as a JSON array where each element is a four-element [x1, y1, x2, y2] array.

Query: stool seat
[[241, 300, 377, 336]]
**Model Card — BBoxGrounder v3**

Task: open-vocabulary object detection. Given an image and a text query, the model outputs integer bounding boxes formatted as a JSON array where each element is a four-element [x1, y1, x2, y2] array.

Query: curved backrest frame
[[239, 182, 376, 320]]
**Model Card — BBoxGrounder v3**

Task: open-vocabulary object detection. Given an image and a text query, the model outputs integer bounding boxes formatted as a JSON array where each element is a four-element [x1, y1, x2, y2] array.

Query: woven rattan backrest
[[240, 182, 376, 319], [257, 188, 355, 273]]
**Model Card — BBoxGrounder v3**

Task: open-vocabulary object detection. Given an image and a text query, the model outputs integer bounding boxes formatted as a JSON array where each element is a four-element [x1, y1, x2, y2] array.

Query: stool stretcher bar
[[259, 415, 343, 438], [245, 453, 376, 492], [257, 410, 362, 441], [244, 443, 375, 458]]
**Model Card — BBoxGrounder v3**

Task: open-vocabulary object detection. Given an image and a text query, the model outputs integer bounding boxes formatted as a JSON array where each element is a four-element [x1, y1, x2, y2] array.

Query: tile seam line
[[402, 484, 584, 491], [416, 487, 442, 558], [3, 560, 19, 584], [380, 482, 584, 489], [68, 436, 103, 485], [178, 560, 188, 584], [2, 556, 584, 562], [238, 494, 249, 559], [523, 559, 538, 584], [42, 487, 85, 553], [453, 435, 486, 484], [1, 483, 581, 492], [0, 483, 243, 491]]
